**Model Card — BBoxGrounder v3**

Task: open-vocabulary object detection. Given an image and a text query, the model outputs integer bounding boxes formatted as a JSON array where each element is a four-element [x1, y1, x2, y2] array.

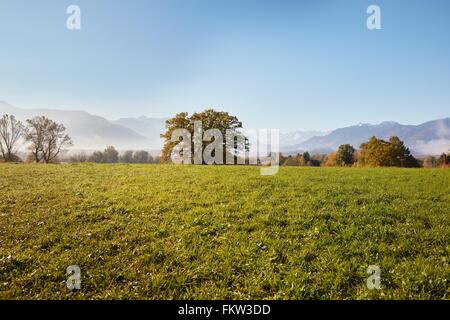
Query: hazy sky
[[0, 0, 449, 131]]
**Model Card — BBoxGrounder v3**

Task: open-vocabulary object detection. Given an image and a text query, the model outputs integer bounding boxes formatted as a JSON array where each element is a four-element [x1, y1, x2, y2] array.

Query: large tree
[[0, 114, 24, 162], [160, 109, 246, 164], [359, 136, 419, 167], [388, 136, 419, 167], [24, 116, 73, 163]]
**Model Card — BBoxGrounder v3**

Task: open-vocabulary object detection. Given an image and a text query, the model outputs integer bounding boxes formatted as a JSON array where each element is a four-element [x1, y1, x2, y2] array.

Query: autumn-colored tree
[[359, 137, 391, 167], [359, 136, 419, 167], [160, 109, 246, 164], [160, 112, 190, 163], [283, 155, 299, 166], [323, 151, 338, 166], [353, 150, 366, 167]]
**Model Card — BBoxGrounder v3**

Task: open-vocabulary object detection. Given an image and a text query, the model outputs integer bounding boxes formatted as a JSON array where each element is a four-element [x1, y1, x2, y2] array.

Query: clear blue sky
[[0, 0, 449, 131]]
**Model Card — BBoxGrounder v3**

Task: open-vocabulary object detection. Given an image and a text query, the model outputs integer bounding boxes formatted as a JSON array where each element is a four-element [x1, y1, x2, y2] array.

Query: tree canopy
[[358, 136, 419, 167], [24, 116, 73, 163], [160, 109, 246, 164], [336, 144, 355, 166], [0, 114, 24, 162]]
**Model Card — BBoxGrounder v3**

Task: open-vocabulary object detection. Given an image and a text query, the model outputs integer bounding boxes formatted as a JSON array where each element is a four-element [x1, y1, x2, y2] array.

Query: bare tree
[[0, 114, 24, 162], [69, 152, 88, 163], [102, 146, 119, 163], [133, 150, 152, 163], [24, 117, 45, 162], [89, 151, 104, 163], [24, 116, 73, 163], [42, 120, 73, 163], [120, 150, 134, 163]]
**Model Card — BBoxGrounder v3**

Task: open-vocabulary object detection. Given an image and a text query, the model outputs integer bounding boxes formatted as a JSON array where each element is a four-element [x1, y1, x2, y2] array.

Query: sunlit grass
[[0, 164, 448, 299]]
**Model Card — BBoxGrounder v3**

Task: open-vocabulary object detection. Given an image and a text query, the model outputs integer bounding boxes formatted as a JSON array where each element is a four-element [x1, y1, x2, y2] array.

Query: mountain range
[[0, 101, 165, 151], [0, 101, 448, 155], [281, 119, 450, 155]]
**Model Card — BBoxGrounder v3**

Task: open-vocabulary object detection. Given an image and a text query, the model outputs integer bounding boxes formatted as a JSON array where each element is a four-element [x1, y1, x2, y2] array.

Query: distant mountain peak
[[282, 118, 449, 156]]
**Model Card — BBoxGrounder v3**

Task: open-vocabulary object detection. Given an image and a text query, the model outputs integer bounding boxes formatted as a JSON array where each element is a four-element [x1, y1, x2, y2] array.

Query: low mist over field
[[1, 101, 448, 156]]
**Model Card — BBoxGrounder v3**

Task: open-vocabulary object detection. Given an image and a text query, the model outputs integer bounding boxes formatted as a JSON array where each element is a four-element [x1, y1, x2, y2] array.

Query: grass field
[[0, 163, 449, 299]]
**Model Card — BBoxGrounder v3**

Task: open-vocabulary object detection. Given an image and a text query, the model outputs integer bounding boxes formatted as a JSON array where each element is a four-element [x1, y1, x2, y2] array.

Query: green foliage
[[0, 164, 448, 299], [336, 144, 355, 166], [160, 109, 245, 163], [282, 152, 320, 167], [299, 152, 311, 166]]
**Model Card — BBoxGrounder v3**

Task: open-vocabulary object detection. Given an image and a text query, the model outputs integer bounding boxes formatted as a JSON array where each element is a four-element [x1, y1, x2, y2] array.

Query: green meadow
[[0, 164, 448, 299]]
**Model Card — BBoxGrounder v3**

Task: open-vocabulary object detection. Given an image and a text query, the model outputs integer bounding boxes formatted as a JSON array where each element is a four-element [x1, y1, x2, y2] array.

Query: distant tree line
[[280, 136, 449, 168], [2, 111, 448, 168], [280, 152, 323, 167], [68, 146, 160, 164], [422, 153, 450, 168], [0, 114, 72, 163], [0, 113, 163, 164]]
